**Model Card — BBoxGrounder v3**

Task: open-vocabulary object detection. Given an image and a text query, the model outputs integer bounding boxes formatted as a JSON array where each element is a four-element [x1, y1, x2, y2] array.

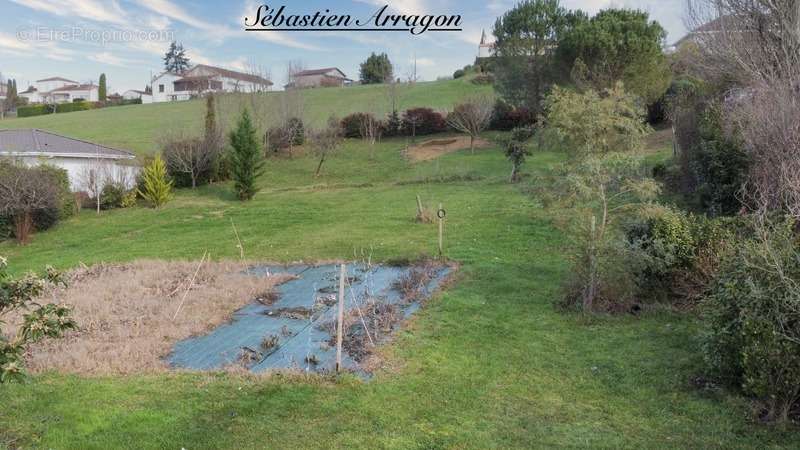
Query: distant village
[[1, 32, 499, 110]]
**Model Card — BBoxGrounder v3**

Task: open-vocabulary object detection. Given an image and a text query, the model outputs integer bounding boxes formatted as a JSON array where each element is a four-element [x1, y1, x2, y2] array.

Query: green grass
[[1, 131, 798, 448], [0, 77, 491, 156]]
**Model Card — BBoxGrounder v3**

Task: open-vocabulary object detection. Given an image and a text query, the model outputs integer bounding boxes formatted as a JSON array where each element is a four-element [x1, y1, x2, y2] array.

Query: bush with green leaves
[[137, 156, 173, 208], [701, 219, 800, 422], [558, 153, 661, 312], [489, 99, 534, 131], [545, 83, 650, 158], [0, 162, 72, 244], [0, 258, 76, 382], [340, 112, 380, 139], [98, 182, 129, 210]]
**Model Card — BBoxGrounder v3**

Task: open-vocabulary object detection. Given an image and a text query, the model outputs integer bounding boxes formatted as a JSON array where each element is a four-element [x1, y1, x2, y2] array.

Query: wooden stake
[[438, 203, 444, 259], [335, 263, 345, 373], [416, 194, 424, 217]]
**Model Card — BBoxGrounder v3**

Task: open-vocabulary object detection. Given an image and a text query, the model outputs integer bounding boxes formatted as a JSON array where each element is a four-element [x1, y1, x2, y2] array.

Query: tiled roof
[[295, 67, 347, 78], [0, 129, 135, 159], [191, 64, 273, 85], [36, 76, 78, 83], [49, 84, 97, 92]]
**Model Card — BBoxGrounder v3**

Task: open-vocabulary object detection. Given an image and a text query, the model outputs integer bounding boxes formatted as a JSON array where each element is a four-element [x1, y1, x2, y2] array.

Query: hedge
[[16, 98, 138, 118]]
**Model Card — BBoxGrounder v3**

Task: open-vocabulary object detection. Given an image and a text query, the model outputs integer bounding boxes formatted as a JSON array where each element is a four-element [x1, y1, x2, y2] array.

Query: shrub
[[453, 69, 466, 79], [55, 101, 96, 113], [470, 73, 494, 85], [489, 99, 534, 131], [99, 182, 127, 210], [340, 112, 377, 139], [671, 86, 750, 216], [0, 260, 76, 382], [138, 156, 173, 208], [0, 162, 71, 243], [383, 110, 402, 137], [401, 108, 446, 137], [623, 206, 737, 306], [121, 190, 137, 208], [17, 104, 52, 118], [701, 219, 800, 422], [265, 118, 305, 154], [161, 135, 218, 188]]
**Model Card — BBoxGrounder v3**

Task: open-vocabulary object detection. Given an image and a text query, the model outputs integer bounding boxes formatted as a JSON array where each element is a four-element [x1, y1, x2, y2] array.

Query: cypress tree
[[229, 108, 264, 200], [98, 74, 107, 102]]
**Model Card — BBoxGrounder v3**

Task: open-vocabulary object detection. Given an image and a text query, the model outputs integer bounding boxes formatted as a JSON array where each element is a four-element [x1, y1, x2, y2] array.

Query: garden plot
[[168, 262, 451, 374], [10, 261, 294, 375], [406, 136, 491, 162]]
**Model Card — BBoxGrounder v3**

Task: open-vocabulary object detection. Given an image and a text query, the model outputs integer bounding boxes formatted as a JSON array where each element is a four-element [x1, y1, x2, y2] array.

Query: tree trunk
[[315, 154, 326, 178], [191, 171, 197, 189], [14, 211, 33, 245], [470, 135, 475, 154]]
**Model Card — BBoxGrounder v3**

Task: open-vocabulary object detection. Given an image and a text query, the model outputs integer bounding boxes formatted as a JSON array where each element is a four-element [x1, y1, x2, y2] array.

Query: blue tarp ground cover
[[168, 263, 450, 374]]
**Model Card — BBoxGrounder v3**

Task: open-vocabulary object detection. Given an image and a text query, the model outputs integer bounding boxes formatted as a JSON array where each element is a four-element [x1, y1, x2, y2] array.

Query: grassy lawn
[[1, 133, 798, 448], [0, 78, 491, 156]]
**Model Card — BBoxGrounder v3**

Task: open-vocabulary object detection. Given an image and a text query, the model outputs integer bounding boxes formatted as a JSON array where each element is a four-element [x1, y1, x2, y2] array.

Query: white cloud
[[8, 0, 128, 25], [87, 51, 134, 67], [414, 57, 435, 67], [137, 0, 220, 32], [354, 0, 429, 15], [237, 1, 322, 51], [0, 31, 75, 62]]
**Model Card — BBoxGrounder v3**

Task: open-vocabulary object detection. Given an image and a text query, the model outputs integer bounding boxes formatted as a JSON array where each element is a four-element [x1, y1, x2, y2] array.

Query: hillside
[[0, 77, 492, 156]]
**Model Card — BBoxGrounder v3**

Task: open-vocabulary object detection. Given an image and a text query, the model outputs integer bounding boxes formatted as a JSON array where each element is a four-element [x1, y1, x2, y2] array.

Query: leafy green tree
[[562, 152, 660, 311], [164, 41, 191, 74], [557, 9, 671, 103], [492, 0, 586, 113], [229, 109, 264, 200], [359, 52, 393, 84], [98, 73, 107, 102], [545, 83, 650, 157], [138, 155, 173, 208], [0, 258, 76, 382]]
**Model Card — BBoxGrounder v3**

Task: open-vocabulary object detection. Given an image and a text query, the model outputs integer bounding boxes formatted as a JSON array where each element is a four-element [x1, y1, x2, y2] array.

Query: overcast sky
[[0, 0, 688, 93]]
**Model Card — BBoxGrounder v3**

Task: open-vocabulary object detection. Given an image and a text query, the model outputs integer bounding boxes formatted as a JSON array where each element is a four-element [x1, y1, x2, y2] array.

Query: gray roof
[[0, 129, 135, 159]]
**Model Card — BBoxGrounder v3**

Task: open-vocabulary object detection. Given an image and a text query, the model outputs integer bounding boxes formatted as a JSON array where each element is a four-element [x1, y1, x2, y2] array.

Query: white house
[[47, 84, 99, 103], [19, 77, 98, 104], [123, 89, 152, 103], [0, 129, 138, 191], [286, 68, 351, 89], [148, 64, 273, 103]]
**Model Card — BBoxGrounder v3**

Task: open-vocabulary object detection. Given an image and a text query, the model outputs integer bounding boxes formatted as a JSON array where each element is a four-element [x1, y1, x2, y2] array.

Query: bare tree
[[446, 94, 495, 154], [161, 130, 222, 189], [309, 116, 343, 178], [687, 0, 800, 218], [285, 59, 306, 90], [245, 61, 273, 93]]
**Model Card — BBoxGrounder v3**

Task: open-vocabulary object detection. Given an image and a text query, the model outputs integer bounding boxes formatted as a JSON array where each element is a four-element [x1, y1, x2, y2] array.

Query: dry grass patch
[[5, 260, 293, 375], [406, 136, 491, 162]]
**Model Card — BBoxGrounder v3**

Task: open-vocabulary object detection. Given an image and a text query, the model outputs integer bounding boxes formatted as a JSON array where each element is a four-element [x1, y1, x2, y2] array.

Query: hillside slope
[[0, 78, 491, 156]]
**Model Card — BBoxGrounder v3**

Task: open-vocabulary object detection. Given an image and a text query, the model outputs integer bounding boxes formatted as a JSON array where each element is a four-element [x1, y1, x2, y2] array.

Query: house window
[[158, 84, 165, 93]]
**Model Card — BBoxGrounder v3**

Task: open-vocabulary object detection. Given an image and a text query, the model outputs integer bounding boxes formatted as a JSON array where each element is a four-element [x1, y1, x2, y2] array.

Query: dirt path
[[406, 136, 492, 162]]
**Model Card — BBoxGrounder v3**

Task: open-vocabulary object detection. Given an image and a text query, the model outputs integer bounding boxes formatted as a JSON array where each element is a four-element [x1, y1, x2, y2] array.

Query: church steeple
[[480, 29, 487, 45]]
